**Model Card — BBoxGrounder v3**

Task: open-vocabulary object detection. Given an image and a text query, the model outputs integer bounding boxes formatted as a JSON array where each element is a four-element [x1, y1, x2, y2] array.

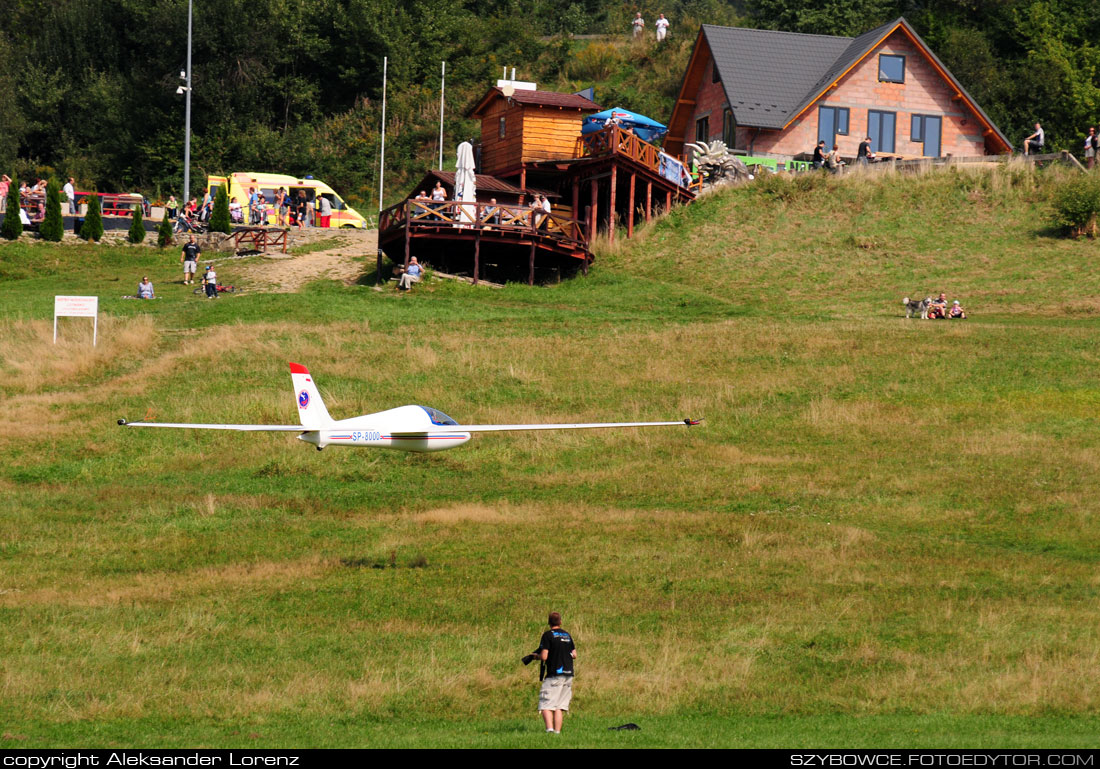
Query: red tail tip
[[289, 362, 309, 374]]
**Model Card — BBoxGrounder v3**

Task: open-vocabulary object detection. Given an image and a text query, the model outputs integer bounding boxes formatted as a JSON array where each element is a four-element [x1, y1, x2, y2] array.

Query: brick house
[[665, 18, 1010, 161]]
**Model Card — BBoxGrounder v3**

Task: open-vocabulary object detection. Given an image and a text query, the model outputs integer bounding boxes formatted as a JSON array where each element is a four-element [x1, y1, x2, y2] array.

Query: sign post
[[54, 295, 99, 346]]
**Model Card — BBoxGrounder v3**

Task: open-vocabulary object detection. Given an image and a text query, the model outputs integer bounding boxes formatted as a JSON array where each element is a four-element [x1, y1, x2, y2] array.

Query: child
[[948, 300, 967, 319]]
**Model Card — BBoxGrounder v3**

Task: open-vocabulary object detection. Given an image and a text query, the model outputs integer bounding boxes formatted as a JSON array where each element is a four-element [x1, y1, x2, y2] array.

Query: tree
[[40, 178, 64, 241], [209, 185, 230, 234], [128, 202, 146, 243], [157, 209, 173, 247], [1, 176, 22, 240], [81, 192, 104, 241]]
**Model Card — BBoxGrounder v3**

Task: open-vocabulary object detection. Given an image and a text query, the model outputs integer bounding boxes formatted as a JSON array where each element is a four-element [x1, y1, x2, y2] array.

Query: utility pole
[[183, 0, 192, 201]]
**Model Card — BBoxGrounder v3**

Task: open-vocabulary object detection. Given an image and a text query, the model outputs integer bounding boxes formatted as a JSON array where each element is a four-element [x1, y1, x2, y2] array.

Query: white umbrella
[[455, 141, 477, 226]]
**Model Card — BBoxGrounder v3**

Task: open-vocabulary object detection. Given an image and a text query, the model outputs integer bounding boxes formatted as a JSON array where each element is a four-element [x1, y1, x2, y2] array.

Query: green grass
[[2, 165, 1100, 747]]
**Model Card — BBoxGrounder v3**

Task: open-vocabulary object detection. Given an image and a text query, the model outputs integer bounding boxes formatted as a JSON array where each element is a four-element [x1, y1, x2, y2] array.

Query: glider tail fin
[[289, 362, 334, 428]]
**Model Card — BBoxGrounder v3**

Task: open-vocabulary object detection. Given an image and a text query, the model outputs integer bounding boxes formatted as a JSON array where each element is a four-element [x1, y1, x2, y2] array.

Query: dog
[[903, 296, 931, 319]]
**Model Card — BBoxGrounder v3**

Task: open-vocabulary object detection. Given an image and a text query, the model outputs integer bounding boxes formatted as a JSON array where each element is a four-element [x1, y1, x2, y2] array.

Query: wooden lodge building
[[378, 83, 696, 285], [665, 17, 1010, 163]]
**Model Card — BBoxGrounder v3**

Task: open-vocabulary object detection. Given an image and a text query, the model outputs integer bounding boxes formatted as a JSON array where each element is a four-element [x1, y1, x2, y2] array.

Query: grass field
[[2, 164, 1100, 748]]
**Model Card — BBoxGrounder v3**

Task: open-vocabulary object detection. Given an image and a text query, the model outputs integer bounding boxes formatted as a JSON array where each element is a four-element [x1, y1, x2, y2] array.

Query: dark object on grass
[[521, 654, 536, 666], [608, 723, 641, 731]]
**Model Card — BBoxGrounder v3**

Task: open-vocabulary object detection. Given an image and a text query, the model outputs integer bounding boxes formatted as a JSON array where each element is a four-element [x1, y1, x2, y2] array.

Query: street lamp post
[[183, 0, 192, 202]]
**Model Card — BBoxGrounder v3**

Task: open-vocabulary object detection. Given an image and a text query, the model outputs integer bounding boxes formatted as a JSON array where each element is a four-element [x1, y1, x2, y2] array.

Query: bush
[[80, 193, 104, 241], [40, 178, 64, 241], [1051, 173, 1100, 237], [157, 210, 173, 247], [1, 176, 22, 240], [128, 203, 146, 244], [209, 186, 230, 234]]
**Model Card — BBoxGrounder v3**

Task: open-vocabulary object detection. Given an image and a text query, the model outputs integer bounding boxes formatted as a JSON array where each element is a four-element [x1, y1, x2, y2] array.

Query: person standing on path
[[181, 234, 201, 285]]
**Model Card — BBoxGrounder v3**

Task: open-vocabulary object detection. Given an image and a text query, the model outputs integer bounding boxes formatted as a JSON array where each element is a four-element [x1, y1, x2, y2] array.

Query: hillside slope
[[605, 163, 1100, 317]]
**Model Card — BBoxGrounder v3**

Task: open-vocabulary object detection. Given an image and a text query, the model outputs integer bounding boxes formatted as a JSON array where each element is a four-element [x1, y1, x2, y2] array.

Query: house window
[[818, 106, 850, 147], [911, 114, 942, 157], [868, 110, 896, 153], [712, 61, 720, 83], [695, 116, 710, 143], [878, 54, 905, 83], [722, 108, 736, 149], [499, 117, 506, 138]]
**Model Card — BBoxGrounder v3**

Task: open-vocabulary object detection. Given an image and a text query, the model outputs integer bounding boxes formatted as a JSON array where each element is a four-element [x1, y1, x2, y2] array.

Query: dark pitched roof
[[702, 24, 849, 130], [468, 87, 601, 117], [703, 17, 1009, 150]]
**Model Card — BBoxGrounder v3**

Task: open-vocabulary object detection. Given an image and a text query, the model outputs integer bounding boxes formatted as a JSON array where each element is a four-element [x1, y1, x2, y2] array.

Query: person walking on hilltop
[[655, 13, 669, 42], [632, 12, 645, 39], [522, 611, 577, 734]]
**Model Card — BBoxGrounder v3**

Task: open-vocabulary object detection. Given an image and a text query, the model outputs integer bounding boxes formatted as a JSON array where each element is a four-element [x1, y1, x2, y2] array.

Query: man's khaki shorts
[[538, 676, 573, 711]]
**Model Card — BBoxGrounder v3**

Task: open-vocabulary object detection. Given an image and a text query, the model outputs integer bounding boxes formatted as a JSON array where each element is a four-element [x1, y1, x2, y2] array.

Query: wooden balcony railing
[[574, 125, 692, 189], [379, 199, 587, 247]]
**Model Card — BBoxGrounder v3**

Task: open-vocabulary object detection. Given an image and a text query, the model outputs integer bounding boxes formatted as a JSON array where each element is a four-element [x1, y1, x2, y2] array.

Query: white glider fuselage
[[118, 363, 699, 453], [297, 405, 471, 453]]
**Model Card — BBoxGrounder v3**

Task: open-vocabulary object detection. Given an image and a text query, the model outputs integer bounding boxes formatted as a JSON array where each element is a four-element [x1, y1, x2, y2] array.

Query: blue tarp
[[581, 108, 668, 143]]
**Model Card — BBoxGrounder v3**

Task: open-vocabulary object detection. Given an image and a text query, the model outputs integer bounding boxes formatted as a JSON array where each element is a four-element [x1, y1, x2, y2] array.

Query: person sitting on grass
[[948, 300, 967, 319], [927, 292, 948, 319], [397, 256, 423, 291], [138, 276, 155, 300]]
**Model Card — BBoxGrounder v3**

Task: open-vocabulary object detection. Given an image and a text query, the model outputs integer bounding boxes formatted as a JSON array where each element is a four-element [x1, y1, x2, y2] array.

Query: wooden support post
[[609, 165, 617, 243], [528, 241, 535, 286], [645, 181, 652, 222], [589, 179, 598, 241], [376, 248, 383, 286], [572, 179, 579, 222], [403, 206, 411, 269], [473, 232, 480, 286], [627, 172, 636, 239], [665, 190, 671, 213]]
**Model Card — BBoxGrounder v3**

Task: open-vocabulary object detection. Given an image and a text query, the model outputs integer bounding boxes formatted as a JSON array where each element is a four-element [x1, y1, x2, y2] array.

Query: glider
[[118, 363, 701, 453]]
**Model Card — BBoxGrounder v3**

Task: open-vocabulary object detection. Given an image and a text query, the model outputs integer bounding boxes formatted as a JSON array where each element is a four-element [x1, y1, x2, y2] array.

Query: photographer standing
[[523, 611, 576, 734]]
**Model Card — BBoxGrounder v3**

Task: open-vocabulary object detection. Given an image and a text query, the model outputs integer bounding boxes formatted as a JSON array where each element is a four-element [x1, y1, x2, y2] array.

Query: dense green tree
[[40, 178, 64, 241], [81, 193, 104, 242], [0, 175, 22, 240], [157, 209, 173, 247], [128, 202, 145, 243], [209, 185, 230, 234]]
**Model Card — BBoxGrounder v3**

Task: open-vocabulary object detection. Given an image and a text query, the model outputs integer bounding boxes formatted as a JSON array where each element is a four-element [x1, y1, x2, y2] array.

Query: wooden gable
[[469, 88, 600, 177]]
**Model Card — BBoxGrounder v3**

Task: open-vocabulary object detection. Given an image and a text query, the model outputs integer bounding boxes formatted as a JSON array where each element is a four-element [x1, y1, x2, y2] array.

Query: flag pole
[[438, 61, 446, 170]]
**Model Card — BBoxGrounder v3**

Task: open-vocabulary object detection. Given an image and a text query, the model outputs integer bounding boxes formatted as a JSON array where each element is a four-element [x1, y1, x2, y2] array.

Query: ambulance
[[206, 172, 369, 229]]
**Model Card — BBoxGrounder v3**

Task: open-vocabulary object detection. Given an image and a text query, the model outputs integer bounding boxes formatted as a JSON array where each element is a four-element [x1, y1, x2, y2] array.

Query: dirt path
[[240, 229, 378, 293]]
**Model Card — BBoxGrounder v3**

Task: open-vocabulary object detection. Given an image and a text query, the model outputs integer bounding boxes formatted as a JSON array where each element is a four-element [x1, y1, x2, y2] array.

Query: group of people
[[170, 187, 322, 232], [412, 183, 552, 230], [928, 292, 967, 319], [631, 12, 670, 41], [0, 176, 69, 217], [178, 234, 220, 298], [811, 138, 880, 172]]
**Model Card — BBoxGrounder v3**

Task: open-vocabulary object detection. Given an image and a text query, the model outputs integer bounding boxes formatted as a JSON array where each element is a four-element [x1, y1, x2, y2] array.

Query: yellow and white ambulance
[[206, 172, 369, 229]]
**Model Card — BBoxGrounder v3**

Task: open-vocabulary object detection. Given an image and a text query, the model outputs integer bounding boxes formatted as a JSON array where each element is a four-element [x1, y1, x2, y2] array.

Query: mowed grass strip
[[2, 165, 1100, 746]]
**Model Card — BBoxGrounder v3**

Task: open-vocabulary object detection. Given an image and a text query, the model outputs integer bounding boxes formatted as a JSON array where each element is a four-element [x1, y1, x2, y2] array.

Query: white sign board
[[54, 295, 99, 346]]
